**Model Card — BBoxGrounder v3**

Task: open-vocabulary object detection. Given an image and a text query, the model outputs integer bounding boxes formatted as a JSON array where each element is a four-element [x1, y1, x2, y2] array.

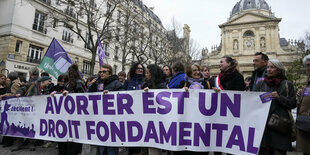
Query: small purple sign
[[302, 87, 310, 96], [259, 92, 272, 103]]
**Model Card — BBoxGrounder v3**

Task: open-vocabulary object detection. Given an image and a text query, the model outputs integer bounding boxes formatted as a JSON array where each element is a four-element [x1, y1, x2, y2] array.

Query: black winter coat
[[142, 80, 167, 89], [254, 80, 296, 151], [88, 75, 124, 92], [125, 74, 144, 90], [250, 68, 267, 91], [220, 70, 245, 91], [66, 80, 85, 93]]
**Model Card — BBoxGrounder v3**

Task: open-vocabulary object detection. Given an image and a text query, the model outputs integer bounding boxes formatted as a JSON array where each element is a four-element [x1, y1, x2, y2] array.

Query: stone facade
[[201, 0, 300, 77], [0, 0, 167, 81]]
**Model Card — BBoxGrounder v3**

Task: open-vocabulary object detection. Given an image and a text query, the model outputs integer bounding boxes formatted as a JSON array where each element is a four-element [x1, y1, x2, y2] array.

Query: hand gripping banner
[[0, 89, 271, 155]]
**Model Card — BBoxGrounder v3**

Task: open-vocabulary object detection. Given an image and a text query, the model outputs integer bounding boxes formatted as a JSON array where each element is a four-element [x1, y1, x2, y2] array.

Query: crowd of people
[[0, 52, 309, 155]]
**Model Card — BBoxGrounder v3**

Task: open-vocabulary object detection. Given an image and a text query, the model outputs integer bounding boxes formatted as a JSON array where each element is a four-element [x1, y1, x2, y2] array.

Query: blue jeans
[[99, 146, 118, 155]]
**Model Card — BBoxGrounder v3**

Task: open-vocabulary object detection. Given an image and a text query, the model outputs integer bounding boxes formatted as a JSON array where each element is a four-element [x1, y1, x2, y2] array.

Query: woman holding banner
[[296, 54, 310, 154], [214, 56, 245, 91], [142, 64, 167, 155], [125, 62, 145, 90], [212, 56, 245, 155], [254, 59, 296, 155], [168, 62, 187, 89], [183, 64, 213, 90], [62, 64, 85, 155]]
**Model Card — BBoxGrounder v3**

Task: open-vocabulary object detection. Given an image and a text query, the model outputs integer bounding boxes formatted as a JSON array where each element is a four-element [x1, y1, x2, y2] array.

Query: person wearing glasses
[[183, 64, 213, 90], [86, 64, 123, 155], [125, 62, 145, 90], [88, 64, 124, 93], [254, 59, 296, 155]]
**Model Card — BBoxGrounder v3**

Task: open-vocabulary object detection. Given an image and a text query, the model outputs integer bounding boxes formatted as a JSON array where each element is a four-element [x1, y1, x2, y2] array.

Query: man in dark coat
[[250, 52, 269, 91]]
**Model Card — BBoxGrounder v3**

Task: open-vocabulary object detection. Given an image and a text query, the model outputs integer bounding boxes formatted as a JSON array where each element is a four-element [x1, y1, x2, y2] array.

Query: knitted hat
[[39, 76, 51, 82]]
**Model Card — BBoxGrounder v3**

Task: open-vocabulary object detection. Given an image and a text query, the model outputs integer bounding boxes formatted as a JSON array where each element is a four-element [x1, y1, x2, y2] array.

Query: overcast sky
[[142, 0, 310, 51]]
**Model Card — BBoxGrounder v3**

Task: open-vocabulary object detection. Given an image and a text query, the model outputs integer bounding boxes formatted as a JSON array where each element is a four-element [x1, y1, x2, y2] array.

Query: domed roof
[[231, 0, 271, 17]]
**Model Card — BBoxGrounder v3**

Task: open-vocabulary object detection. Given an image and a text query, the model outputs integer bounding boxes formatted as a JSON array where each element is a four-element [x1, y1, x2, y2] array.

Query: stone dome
[[231, 0, 271, 17]]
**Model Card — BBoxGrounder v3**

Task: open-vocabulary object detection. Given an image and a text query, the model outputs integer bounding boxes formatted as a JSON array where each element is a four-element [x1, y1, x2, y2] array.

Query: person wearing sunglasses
[[88, 64, 124, 93], [85, 64, 124, 155]]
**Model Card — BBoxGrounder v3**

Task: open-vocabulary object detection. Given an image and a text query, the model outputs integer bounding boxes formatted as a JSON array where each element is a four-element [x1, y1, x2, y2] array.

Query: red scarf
[[219, 68, 235, 81], [264, 76, 285, 87]]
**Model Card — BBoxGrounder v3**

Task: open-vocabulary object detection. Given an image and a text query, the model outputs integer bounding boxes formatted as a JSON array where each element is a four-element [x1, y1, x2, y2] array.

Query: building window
[[62, 24, 74, 43], [113, 65, 117, 74], [82, 61, 91, 74], [244, 30, 254, 37], [114, 46, 119, 60], [39, 0, 51, 5], [15, 40, 22, 53], [27, 45, 43, 64], [103, 42, 109, 56], [53, 18, 58, 28], [32, 11, 46, 33], [65, 6, 76, 18], [84, 33, 90, 48], [106, 2, 112, 13]]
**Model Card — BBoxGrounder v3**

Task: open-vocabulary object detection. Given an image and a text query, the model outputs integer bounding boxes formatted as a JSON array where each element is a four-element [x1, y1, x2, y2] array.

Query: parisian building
[[201, 0, 300, 77], [0, 0, 169, 81]]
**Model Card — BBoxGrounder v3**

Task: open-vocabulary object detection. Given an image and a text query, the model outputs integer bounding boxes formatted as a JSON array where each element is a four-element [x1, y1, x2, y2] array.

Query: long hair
[[163, 65, 172, 77], [222, 56, 238, 70], [0, 73, 7, 87], [147, 64, 166, 89], [129, 62, 145, 79], [67, 64, 84, 91]]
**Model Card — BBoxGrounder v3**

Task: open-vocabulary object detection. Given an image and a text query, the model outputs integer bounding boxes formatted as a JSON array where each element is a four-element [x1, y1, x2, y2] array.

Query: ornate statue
[[233, 40, 238, 50], [260, 37, 266, 48]]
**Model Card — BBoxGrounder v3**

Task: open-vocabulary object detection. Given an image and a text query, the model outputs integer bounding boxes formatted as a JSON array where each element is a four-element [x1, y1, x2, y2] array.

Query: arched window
[[244, 30, 254, 37]]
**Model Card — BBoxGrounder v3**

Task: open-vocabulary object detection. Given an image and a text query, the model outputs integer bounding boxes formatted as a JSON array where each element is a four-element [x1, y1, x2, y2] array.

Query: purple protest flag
[[39, 38, 73, 78], [97, 34, 106, 67]]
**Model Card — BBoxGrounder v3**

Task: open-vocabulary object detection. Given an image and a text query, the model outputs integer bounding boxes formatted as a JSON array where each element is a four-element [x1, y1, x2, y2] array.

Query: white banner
[[0, 89, 271, 155]]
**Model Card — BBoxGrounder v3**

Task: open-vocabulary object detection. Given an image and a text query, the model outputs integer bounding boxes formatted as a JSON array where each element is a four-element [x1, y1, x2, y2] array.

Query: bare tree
[[48, 0, 121, 75], [113, 0, 167, 70], [286, 31, 310, 89]]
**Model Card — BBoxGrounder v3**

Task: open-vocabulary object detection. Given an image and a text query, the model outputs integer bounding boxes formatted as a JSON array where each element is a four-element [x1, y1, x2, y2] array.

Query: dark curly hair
[[129, 62, 145, 79], [172, 61, 185, 73], [147, 64, 166, 89], [67, 64, 84, 91], [162, 65, 172, 77]]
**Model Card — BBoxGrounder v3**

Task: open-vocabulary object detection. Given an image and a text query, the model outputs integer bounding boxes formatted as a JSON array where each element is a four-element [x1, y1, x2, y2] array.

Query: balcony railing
[[27, 57, 41, 64]]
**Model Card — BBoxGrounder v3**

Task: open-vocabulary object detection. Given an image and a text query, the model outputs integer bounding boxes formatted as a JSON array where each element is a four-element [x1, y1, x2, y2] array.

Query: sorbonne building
[[201, 0, 300, 77], [0, 0, 168, 80]]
